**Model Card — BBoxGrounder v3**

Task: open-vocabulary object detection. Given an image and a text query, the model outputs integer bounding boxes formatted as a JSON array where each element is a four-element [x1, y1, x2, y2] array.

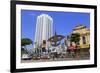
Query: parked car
[[22, 54, 32, 60], [40, 52, 50, 59]]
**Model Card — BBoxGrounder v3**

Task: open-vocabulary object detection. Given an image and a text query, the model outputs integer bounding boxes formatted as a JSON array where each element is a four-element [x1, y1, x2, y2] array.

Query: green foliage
[[69, 33, 80, 44], [21, 38, 33, 46]]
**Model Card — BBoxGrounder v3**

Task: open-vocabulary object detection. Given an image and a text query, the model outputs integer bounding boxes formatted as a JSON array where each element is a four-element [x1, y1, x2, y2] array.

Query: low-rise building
[[67, 25, 90, 50]]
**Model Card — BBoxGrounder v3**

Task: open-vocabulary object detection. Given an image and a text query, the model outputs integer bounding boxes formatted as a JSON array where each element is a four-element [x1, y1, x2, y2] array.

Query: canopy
[[48, 32, 65, 46]]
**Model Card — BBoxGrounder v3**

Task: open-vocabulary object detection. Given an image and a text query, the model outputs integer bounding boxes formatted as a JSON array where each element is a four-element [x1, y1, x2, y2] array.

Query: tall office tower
[[34, 14, 53, 50]]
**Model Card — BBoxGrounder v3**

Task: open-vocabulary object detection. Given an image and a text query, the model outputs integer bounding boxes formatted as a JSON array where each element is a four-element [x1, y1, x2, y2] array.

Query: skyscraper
[[34, 14, 53, 50]]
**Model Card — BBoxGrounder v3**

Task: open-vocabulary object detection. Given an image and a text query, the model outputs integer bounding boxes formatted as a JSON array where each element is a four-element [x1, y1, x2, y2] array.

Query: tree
[[21, 38, 33, 54], [68, 33, 80, 56], [21, 38, 33, 47], [69, 33, 80, 45]]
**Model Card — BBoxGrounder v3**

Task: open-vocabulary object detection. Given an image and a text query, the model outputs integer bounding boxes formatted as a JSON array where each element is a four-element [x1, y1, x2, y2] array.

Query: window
[[82, 36, 86, 44], [43, 40, 46, 44]]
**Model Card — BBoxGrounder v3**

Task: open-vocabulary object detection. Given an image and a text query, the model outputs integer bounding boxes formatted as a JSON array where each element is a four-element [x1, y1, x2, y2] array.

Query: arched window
[[82, 36, 86, 44]]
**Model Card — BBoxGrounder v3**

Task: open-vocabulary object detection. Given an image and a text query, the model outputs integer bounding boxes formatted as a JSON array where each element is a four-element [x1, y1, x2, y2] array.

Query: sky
[[21, 9, 90, 49]]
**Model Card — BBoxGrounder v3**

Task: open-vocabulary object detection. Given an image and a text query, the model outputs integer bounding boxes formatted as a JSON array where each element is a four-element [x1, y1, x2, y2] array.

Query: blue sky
[[21, 9, 90, 49]]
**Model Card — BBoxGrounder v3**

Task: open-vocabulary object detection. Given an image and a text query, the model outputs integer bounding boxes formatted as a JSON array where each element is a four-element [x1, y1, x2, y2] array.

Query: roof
[[73, 24, 86, 30]]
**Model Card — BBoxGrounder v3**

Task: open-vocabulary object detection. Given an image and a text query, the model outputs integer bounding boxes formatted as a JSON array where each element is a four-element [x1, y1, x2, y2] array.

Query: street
[[21, 51, 90, 63]]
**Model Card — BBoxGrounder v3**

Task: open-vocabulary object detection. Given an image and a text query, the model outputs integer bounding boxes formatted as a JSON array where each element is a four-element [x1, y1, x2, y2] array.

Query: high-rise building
[[34, 14, 53, 50]]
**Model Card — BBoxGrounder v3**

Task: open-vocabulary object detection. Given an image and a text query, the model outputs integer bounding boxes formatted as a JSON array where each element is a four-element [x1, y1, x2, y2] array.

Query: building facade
[[34, 14, 53, 50], [67, 25, 90, 49]]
